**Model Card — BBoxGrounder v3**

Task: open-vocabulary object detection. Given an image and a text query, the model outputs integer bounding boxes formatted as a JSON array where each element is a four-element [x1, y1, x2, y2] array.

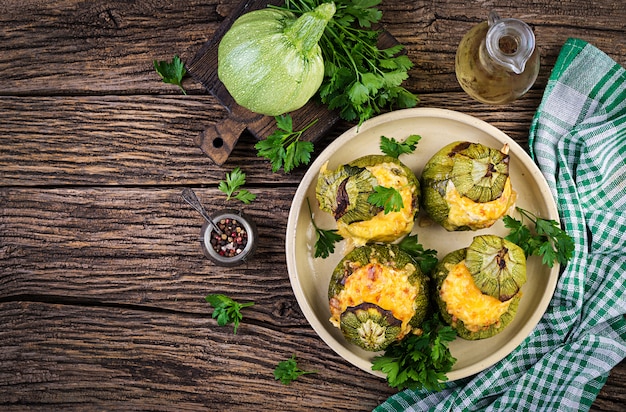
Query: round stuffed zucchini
[[432, 235, 526, 340], [421, 141, 516, 231], [316, 154, 420, 246], [328, 243, 430, 351]]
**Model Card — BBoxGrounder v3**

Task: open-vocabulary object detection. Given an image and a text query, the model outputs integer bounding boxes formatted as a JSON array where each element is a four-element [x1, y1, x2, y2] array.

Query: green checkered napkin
[[376, 38, 626, 411]]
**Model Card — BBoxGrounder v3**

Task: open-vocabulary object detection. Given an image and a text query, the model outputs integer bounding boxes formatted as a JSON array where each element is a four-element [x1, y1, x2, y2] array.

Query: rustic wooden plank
[[0, 95, 296, 186], [1, 0, 625, 97], [0, 301, 397, 411], [0, 187, 301, 316], [1, 0, 625, 409], [0, 302, 623, 410], [0, 92, 541, 187], [0, 0, 225, 95]]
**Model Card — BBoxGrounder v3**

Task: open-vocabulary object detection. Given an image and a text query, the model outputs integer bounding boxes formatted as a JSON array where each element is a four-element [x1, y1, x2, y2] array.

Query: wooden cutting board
[[186, 0, 399, 165]]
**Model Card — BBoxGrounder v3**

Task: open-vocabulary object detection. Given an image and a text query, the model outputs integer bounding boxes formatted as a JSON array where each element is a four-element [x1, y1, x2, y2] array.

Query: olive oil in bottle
[[455, 12, 540, 104]]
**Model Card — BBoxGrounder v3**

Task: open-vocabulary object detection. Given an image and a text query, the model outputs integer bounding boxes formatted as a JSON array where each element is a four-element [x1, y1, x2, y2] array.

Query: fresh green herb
[[368, 185, 404, 214], [314, 227, 343, 259], [274, 354, 317, 385], [397, 234, 439, 274], [153, 55, 187, 95], [380, 134, 422, 158], [372, 314, 457, 391], [504, 207, 575, 267], [277, 0, 418, 125], [218, 167, 256, 204], [307, 198, 343, 258], [255, 114, 317, 173], [205, 294, 254, 334]]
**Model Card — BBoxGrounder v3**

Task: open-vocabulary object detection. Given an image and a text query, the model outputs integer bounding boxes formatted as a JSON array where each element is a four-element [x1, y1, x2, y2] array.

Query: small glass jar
[[200, 209, 258, 267], [455, 12, 540, 104]]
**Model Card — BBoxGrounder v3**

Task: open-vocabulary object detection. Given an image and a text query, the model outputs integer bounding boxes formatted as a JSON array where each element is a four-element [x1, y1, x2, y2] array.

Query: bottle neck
[[485, 12, 536, 74]]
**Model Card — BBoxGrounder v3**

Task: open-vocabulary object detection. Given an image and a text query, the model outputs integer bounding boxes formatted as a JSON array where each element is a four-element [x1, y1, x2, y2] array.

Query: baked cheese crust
[[329, 260, 419, 339], [445, 177, 516, 229], [337, 163, 416, 246], [440, 260, 517, 332]]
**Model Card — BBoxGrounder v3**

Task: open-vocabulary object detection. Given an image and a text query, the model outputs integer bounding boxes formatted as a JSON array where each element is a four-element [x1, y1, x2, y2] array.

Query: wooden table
[[1, 0, 624, 410]]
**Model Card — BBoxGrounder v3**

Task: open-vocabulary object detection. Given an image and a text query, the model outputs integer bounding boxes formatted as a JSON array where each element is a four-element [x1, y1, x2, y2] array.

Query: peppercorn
[[210, 218, 248, 258]]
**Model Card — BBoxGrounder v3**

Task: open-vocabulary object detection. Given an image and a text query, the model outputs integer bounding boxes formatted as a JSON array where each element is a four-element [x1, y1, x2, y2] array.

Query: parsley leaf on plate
[[372, 314, 457, 391], [504, 207, 574, 267], [397, 234, 439, 274], [380, 134, 422, 158], [306, 198, 343, 259]]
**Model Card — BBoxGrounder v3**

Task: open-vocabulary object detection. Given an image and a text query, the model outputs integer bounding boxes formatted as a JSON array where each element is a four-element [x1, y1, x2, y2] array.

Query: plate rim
[[286, 107, 560, 381]]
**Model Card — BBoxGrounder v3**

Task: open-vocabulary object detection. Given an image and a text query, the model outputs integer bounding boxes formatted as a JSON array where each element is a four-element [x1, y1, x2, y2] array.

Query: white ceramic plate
[[286, 108, 559, 380]]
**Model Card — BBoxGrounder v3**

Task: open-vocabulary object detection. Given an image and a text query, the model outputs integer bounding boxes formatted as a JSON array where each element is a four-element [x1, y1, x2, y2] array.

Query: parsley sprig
[[380, 134, 422, 158], [365, 133, 421, 213], [218, 167, 256, 204], [255, 114, 317, 173], [397, 234, 439, 275], [278, 0, 418, 125], [372, 315, 457, 391], [368, 185, 404, 214], [504, 207, 575, 268], [153, 55, 187, 95], [274, 354, 317, 385], [205, 294, 254, 334], [307, 198, 343, 259]]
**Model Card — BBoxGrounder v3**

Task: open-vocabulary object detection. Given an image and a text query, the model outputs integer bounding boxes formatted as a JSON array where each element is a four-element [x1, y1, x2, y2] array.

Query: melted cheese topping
[[445, 177, 516, 229], [329, 261, 418, 339], [440, 261, 515, 332], [338, 163, 416, 247]]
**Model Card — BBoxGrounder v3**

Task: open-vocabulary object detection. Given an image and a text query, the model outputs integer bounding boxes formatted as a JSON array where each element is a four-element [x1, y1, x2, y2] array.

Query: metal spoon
[[181, 188, 223, 235]]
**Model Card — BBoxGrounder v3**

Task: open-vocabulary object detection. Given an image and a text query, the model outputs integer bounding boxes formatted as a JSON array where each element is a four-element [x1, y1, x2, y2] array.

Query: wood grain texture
[[0, 301, 397, 411], [1, 0, 624, 410], [0, 92, 540, 187], [1, 187, 297, 313], [0, 0, 222, 95], [1, 0, 625, 96]]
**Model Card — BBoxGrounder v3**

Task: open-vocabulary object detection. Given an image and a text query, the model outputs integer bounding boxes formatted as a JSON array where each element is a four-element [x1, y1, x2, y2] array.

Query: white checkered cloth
[[376, 38, 626, 412]]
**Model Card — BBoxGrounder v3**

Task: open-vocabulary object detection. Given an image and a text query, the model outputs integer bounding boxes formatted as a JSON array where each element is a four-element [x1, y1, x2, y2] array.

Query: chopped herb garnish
[[205, 294, 254, 334], [397, 234, 439, 274], [368, 185, 404, 214], [372, 314, 457, 391], [274, 354, 317, 385]]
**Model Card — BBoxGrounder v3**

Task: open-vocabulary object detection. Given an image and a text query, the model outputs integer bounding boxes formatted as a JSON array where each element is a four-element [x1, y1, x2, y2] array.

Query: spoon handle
[[181, 188, 223, 234]]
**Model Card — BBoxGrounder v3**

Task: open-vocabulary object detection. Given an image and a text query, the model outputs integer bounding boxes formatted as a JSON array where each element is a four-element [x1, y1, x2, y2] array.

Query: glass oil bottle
[[455, 12, 540, 104]]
